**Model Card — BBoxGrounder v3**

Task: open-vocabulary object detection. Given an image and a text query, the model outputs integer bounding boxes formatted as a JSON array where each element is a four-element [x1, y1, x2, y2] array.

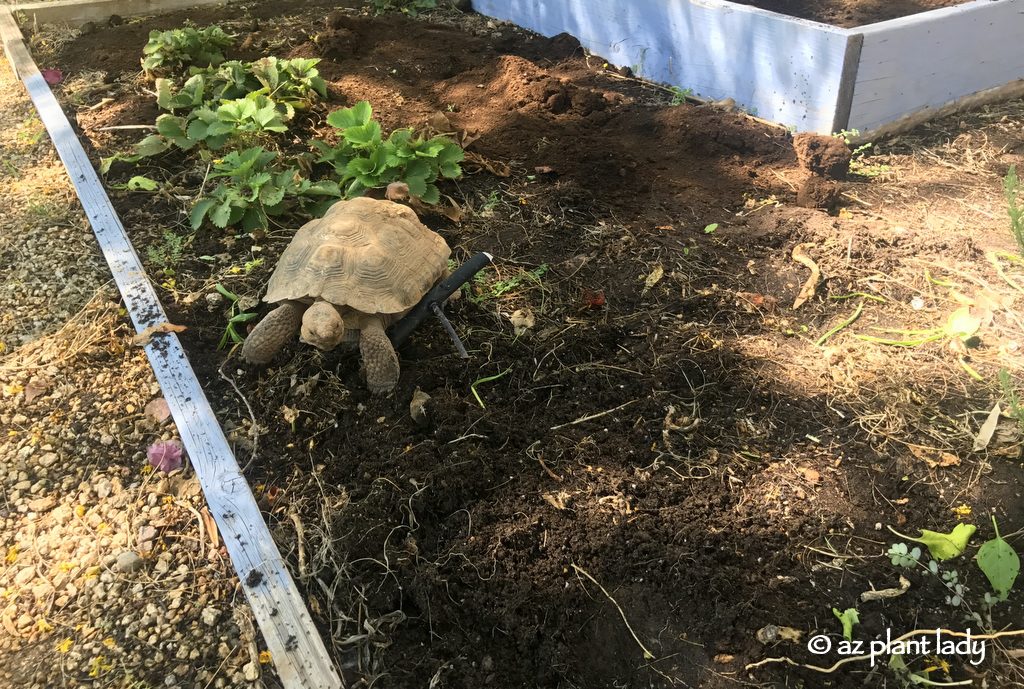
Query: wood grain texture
[[0, 9, 343, 688], [848, 0, 1024, 132], [473, 0, 852, 132], [13, 0, 231, 26]]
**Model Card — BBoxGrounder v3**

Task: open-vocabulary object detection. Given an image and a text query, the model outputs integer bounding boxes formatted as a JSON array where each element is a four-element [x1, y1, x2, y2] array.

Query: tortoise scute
[[263, 197, 450, 314]]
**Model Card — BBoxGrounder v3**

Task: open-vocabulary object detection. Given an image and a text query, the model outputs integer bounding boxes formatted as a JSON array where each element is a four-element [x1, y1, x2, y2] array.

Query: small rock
[[115, 551, 144, 573], [27, 496, 55, 512], [200, 607, 220, 626], [242, 662, 259, 682]]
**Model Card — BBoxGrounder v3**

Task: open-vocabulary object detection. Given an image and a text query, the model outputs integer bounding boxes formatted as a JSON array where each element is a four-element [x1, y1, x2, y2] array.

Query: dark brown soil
[[729, 0, 966, 27], [36, 3, 1024, 688]]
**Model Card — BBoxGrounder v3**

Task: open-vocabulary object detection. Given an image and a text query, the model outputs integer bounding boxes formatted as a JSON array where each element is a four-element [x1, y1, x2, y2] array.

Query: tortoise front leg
[[241, 301, 306, 364], [359, 316, 400, 394]]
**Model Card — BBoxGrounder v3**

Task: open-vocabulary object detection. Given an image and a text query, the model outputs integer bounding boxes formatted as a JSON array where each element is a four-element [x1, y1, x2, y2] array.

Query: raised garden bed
[[9, 0, 1024, 687], [473, 0, 1024, 136]]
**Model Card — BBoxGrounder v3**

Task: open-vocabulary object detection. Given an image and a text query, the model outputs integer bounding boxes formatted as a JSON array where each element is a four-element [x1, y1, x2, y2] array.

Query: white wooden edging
[[12, 0, 233, 27], [0, 9, 343, 689], [847, 0, 1024, 133]]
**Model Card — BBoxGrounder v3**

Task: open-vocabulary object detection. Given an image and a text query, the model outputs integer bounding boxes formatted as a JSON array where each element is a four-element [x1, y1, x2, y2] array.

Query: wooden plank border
[[0, 8, 343, 689], [13, 0, 232, 27]]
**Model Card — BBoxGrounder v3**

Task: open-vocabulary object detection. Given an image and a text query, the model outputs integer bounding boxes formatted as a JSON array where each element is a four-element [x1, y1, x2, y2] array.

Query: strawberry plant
[[142, 25, 234, 74], [190, 147, 340, 230], [313, 100, 463, 203]]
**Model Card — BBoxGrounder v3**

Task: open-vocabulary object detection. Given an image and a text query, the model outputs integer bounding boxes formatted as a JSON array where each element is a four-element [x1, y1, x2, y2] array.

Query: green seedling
[[146, 230, 188, 275], [471, 367, 512, 408], [887, 523, 976, 561], [1005, 164, 1023, 254], [887, 542, 922, 569], [469, 264, 548, 303], [313, 100, 464, 203], [214, 283, 258, 349], [832, 607, 859, 641], [976, 517, 1020, 600], [667, 86, 693, 106], [703, 223, 718, 234]]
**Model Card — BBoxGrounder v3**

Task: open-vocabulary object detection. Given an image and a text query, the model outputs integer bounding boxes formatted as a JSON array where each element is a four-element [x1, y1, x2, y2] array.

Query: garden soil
[[30, 2, 1024, 687]]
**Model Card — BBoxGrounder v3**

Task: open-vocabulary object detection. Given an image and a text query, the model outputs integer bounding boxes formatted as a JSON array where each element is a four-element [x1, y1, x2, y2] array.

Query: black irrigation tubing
[[0, 9, 342, 688]]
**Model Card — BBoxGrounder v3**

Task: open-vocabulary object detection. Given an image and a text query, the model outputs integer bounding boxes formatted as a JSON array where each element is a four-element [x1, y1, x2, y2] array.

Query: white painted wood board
[[848, 0, 1024, 132], [13, 0, 231, 26], [0, 8, 343, 689], [473, 0, 853, 132]]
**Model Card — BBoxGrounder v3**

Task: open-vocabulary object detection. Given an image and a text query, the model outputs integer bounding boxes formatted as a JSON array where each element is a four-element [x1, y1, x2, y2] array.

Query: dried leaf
[[132, 322, 187, 346], [642, 263, 665, 294], [542, 492, 571, 510], [534, 165, 557, 174], [439, 195, 464, 222], [200, 507, 220, 549], [908, 445, 961, 468], [409, 387, 431, 425], [791, 243, 820, 309], [510, 309, 535, 336], [860, 575, 911, 602], [23, 378, 50, 404], [144, 398, 172, 424], [973, 403, 1002, 452], [463, 151, 511, 177], [426, 111, 453, 133], [147, 440, 183, 473]]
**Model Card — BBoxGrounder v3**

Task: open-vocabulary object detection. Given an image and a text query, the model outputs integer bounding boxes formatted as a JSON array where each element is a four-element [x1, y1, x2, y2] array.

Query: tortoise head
[[300, 301, 346, 351]]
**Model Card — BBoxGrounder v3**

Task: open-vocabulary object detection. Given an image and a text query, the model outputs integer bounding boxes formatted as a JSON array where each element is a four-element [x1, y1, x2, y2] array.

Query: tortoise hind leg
[[241, 301, 306, 364], [359, 317, 400, 394]]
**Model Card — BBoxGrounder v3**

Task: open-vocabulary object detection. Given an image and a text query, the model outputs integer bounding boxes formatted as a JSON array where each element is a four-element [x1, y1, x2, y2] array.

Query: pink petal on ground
[[147, 440, 183, 473], [41, 69, 63, 85], [144, 397, 172, 423]]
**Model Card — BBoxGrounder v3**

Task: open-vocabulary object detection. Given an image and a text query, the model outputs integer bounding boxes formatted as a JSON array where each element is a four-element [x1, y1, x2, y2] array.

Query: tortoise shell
[[264, 197, 451, 315]]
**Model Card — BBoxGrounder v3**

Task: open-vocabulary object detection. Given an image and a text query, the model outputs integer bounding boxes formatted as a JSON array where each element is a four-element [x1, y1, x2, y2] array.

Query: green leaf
[[976, 517, 1020, 599], [419, 184, 440, 205], [190, 198, 217, 229], [888, 523, 977, 561], [832, 607, 859, 641], [133, 134, 171, 158], [210, 199, 235, 228], [126, 175, 159, 191], [327, 100, 373, 129]]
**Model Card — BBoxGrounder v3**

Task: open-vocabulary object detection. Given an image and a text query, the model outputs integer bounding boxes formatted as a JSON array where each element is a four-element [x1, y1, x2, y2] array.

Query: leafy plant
[[146, 230, 187, 275], [976, 517, 1020, 600], [370, 0, 436, 16], [469, 264, 549, 303], [832, 607, 859, 641], [1005, 164, 1024, 253], [190, 147, 340, 230], [887, 542, 922, 569], [667, 86, 693, 106], [214, 283, 258, 349], [313, 100, 463, 203], [142, 25, 234, 74], [887, 523, 976, 561], [177, 57, 328, 111]]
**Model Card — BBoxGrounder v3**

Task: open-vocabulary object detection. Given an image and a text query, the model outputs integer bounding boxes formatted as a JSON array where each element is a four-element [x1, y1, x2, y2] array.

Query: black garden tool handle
[[389, 252, 493, 348]]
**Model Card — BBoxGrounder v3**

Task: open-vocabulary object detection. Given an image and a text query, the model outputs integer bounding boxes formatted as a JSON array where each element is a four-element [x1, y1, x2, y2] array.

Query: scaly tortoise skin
[[241, 197, 450, 394]]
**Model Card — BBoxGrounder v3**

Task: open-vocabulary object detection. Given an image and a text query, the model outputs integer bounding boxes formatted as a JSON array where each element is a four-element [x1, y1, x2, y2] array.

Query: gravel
[[0, 55, 273, 689]]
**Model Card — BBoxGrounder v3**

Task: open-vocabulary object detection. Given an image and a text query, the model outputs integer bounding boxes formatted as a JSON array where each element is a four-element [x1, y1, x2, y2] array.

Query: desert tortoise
[[241, 196, 451, 393]]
